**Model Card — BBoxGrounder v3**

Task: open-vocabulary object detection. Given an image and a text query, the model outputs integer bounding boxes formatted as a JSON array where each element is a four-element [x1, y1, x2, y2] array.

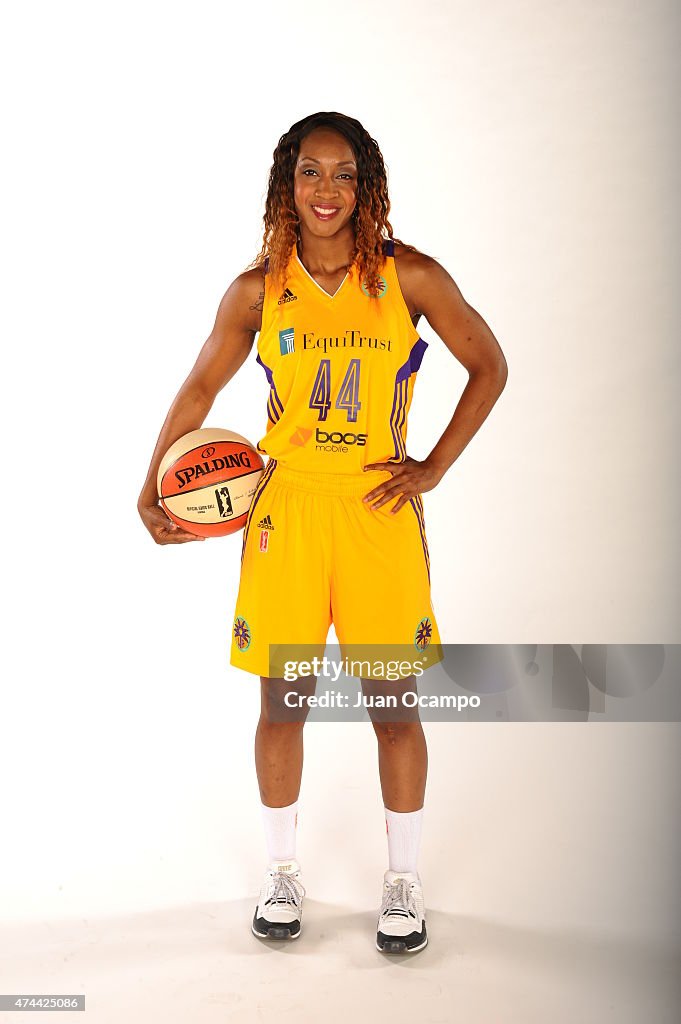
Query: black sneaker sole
[[376, 924, 427, 954], [252, 911, 301, 940]]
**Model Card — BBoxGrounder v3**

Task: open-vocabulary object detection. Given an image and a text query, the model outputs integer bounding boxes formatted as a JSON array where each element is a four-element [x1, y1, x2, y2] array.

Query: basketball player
[[138, 112, 507, 954]]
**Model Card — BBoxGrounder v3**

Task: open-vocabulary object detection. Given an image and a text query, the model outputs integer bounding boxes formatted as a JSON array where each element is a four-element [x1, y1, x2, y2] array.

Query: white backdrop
[[0, 0, 678, 971]]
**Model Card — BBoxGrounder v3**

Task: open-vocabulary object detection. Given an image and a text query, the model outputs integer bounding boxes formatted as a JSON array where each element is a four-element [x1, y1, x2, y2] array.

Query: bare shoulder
[[392, 243, 445, 319], [219, 265, 266, 335], [392, 244, 505, 380]]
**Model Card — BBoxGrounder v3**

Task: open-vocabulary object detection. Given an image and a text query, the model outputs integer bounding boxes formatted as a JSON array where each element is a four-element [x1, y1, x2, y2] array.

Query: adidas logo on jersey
[[257, 514, 274, 530], [277, 288, 298, 305]]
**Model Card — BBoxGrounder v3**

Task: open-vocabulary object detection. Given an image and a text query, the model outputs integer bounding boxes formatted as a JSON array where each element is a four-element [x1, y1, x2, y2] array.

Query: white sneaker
[[376, 869, 428, 953], [252, 858, 306, 940]]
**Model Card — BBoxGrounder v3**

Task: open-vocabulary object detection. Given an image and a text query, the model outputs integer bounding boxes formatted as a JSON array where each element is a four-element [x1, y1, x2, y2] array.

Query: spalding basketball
[[157, 428, 264, 538]]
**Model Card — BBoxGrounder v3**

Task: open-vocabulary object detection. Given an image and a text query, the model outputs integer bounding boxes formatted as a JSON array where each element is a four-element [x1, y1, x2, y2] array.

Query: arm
[[363, 255, 508, 512], [138, 269, 264, 543]]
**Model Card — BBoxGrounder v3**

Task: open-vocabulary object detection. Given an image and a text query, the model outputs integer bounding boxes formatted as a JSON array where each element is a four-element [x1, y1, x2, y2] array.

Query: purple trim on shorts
[[409, 495, 431, 584], [241, 458, 278, 563]]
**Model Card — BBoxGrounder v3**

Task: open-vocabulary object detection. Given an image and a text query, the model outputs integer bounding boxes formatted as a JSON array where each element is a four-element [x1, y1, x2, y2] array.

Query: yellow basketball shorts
[[229, 460, 443, 678]]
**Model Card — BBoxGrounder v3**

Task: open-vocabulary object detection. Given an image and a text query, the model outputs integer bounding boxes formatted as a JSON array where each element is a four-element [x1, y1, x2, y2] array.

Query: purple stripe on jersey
[[396, 379, 408, 443], [240, 458, 277, 563], [392, 379, 407, 461], [409, 496, 431, 584], [382, 238, 395, 257], [389, 337, 429, 460], [395, 337, 428, 384], [256, 352, 274, 384], [256, 353, 285, 416]]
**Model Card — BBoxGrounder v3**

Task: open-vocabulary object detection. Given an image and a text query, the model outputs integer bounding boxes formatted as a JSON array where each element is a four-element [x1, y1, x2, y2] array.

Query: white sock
[[261, 800, 298, 862], [385, 807, 423, 874]]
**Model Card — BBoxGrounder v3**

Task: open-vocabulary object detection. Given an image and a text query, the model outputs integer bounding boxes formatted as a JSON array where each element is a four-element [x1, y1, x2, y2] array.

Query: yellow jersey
[[254, 238, 428, 474]]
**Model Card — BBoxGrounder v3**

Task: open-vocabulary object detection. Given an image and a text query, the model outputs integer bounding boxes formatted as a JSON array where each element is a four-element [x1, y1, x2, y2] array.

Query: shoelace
[[380, 879, 417, 920], [265, 871, 304, 909]]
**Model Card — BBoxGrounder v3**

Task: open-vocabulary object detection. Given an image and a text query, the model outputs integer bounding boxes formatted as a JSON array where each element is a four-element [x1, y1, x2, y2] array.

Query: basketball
[[157, 428, 264, 538]]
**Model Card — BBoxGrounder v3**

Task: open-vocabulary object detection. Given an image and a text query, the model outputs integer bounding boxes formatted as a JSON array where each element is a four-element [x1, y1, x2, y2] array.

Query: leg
[[364, 675, 429, 954], [327, 479, 437, 953], [251, 675, 316, 941], [255, 674, 316, 806], [361, 675, 427, 811]]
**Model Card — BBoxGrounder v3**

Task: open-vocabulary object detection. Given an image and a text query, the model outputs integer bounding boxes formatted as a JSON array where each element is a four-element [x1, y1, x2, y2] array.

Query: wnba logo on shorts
[[233, 616, 252, 651], [414, 617, 433, 651], [259, 530, 269, 553]]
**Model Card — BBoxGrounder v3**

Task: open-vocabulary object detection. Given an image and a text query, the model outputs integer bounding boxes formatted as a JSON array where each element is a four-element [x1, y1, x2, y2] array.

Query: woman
[[138, 111, 507, 954]]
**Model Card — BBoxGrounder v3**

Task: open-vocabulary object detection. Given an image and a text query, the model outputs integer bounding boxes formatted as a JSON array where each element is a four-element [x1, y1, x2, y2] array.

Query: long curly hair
[[245, 111, 421, 299]]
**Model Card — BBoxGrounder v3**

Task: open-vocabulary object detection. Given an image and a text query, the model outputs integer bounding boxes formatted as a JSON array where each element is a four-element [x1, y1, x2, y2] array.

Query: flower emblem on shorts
[[414, 617, 433, 651], [233, 615, 252, 651]]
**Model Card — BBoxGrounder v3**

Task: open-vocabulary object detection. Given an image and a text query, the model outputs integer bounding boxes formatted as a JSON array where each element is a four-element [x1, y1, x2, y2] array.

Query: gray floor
[[2, 724, 679, 1022], [2, 897, 679, 1024]]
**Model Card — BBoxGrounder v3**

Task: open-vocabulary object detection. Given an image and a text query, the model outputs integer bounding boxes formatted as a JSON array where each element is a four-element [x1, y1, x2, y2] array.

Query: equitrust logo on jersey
[[302, 329, 393, 354], [279, 327, 295, 355], [277, 287, 298, 305]]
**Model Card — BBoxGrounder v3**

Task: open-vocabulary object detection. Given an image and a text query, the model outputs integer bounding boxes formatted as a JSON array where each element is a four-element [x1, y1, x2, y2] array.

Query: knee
[[259, 675, 315, 727], [372, 719, 421, 746], [258, 706, 308, 730]]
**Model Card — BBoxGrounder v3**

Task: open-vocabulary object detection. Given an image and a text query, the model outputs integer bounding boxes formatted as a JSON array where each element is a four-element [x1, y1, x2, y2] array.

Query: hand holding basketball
[[157, 428, 264, 538], [138, 502, 206, 544]]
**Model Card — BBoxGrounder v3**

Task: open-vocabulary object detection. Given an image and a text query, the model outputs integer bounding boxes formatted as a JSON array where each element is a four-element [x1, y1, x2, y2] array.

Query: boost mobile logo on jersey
[[290, 426, 313, 447], [279, 327, 295, 355], [315, 428, 368, 450]]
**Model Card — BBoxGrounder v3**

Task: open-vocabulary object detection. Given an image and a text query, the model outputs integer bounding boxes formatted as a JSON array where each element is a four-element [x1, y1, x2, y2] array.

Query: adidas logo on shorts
[[257, 514, 274, 530]]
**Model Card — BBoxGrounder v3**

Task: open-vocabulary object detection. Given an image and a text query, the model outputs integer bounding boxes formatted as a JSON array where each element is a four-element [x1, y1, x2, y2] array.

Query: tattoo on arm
[[249, 290, 264, 312]]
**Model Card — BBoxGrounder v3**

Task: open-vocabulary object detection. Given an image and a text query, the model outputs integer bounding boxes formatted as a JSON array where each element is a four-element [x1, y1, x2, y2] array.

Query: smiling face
[[293, 127, 358, 238]]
